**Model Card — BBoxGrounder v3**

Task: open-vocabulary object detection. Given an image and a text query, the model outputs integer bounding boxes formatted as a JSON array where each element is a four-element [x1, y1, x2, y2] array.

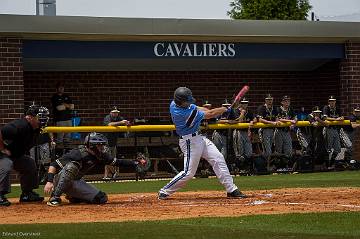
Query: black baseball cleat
[[19, 191, 44, 202], [0, 194, 11, 206], [227, 189, 248, 199], [47, 196, 62, 206]]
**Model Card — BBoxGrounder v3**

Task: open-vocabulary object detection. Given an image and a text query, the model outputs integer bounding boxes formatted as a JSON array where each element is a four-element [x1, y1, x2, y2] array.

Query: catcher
[[44, 132, 150, 206]]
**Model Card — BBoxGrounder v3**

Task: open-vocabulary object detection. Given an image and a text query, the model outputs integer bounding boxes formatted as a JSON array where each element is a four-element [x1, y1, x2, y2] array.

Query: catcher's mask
[[84, 132, 109, 156], [26, 104, 50, 128]]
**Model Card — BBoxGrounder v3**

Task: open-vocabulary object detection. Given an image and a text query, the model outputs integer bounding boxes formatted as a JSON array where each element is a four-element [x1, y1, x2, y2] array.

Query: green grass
[[4, 171, 360, 238], [7, 171, 360, 198], [1, 212, 359, 239]]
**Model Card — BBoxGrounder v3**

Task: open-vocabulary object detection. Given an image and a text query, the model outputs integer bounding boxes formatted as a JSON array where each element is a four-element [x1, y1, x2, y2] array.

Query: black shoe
[[0, 194, 11, 206], [47, 196, 62, 206], [227, 189, 247, 198], [65, 195, 86, 204], [19, 191, 44, 202]]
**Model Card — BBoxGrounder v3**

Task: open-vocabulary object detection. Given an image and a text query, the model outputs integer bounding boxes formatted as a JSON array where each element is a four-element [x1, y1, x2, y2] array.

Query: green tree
[[228, 0, 312, 20]]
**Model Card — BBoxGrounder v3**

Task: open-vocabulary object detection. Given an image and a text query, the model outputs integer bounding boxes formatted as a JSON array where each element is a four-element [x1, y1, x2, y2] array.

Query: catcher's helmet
[[84, 132, 108, 146], [174, 87, 195, 106], [26, 104, 50, 128]]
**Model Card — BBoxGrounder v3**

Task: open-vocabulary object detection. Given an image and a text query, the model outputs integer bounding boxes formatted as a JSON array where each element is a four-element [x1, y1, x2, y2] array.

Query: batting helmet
[[26, 104, 50, 128], [174, 87, 195, 105]]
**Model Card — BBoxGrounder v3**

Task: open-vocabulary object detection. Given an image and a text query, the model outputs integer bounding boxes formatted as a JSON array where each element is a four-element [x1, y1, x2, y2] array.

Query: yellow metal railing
[[43, 120, 358, 133]]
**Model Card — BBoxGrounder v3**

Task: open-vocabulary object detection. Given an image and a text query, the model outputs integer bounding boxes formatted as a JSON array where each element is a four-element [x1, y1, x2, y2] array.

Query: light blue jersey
[[170, 101, 205, 136]]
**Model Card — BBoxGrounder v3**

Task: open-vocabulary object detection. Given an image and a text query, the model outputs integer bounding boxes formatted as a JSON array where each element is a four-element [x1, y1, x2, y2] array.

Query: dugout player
[[51, 82, 74, 144], [103, 106, 131, 179], [232, 98, 255, 168], [308, 106, 329, 164], [323, 96, 344, 169], [0, 105, 50, 206], [212, 99, 234, 162], [274, 96, 297, 162], [44, 132, 149, 206], [158, 87, 247, 200], [348, 107, 360, 141], [257, 94, 279, 160]]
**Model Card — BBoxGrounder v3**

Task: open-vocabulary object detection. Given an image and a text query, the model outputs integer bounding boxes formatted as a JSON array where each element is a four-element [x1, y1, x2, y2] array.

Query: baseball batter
[[158, 87, 247, 199]]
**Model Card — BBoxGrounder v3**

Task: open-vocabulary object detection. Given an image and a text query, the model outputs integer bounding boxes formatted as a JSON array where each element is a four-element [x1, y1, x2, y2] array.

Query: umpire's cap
[[174, 87, 195, 105]]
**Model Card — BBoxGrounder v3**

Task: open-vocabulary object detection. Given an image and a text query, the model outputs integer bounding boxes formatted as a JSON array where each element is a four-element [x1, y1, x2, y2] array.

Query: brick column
[[0, 37, 24, 126], [0, 37, 23, 183], [340, 42, 360, 161]]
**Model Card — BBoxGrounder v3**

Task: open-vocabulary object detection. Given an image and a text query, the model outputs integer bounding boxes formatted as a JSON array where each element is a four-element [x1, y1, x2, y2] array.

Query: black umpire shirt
[[51, 93, 73, 122], [1, 118, 40, 158]]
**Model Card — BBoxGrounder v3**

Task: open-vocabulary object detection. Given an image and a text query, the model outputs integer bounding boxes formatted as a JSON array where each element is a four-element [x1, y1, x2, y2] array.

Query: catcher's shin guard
[[53, 162, 80, 197]]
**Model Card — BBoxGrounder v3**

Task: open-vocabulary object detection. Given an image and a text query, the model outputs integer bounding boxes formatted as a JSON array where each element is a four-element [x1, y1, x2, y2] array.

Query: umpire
[[0, 105, 50, 206]]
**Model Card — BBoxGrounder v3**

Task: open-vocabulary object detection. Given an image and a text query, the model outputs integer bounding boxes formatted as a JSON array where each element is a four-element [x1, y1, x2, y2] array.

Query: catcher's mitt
[[135, 152, 151, 177]]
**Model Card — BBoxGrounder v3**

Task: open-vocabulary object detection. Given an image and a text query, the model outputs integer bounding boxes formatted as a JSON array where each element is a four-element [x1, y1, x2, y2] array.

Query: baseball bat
[[230, 85, 250, 108]]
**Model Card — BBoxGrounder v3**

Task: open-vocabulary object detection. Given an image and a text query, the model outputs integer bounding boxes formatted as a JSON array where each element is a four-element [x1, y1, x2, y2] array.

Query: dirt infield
[[2, 187, 360, 224]]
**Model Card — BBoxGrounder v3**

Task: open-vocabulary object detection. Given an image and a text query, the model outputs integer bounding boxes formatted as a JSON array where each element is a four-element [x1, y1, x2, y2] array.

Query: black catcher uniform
[[46, 132, 149, 206]]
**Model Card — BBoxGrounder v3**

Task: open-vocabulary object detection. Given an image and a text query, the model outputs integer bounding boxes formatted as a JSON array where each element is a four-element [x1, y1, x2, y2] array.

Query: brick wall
[[0, 37, 24, 126], [340, 42, 360, 161], [0, 37, 23, 183], [24, 60, 340, 125]]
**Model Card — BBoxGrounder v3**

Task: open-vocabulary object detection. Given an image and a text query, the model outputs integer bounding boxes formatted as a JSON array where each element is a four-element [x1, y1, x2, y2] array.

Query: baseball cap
[[110, 106, 120, 113], [203, 100, 212, 107], [354, 107, 360, 112], [282, 95, 291, 101], [240, 97, 249, 104], [222, 99, 231, 107], [265, 94, 273, 100], [328, 95, 336, 101], [312, 106, 322, 113]]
